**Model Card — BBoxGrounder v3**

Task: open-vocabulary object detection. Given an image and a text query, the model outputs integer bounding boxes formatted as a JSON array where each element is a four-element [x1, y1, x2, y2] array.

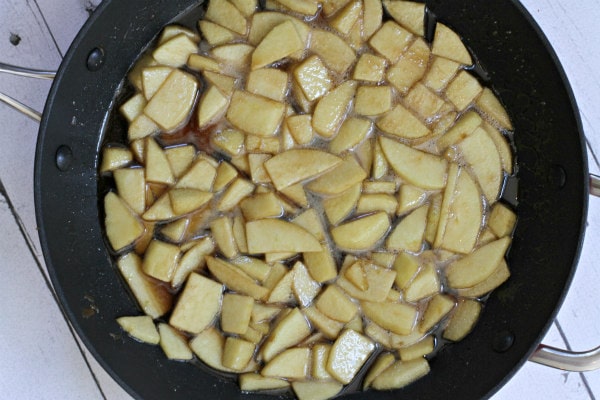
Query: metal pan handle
[[0, 62, 56, 121], [529, 173, 600, 372]]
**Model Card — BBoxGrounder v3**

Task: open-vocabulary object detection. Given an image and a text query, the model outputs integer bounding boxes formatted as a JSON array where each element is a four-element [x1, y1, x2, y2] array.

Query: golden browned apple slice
[[405, 83, 446, 121], [482, 121, 513, 174], [128, 114, 160, 141], [392, 252, 420, 290], [432, 23, 472, 65], [361, 300, 417, 335], [212, 43, 254, 70], [303, 244, 338, 283], [175, 159, 217, 191], [445, 236, 511, 289], [386, 38, 430, 94], [337, 260, 396, 301], [294, 55, 333, 102], [226, 90, 285, 137], [327, 329, 375, 384], [197, 86, 229, 128], [386, 205, 429, 252], [331, 212, 390, 251], [206, 256, 269, 300], [353, 53, 387, 83], [315, 285, 358, 323], [488, 203, 517, 237], [419, 293, 455, 333], [383, 0, 425, 36], [292, 261, 321, 307], [142, 239, 180, 282], [292, 381, 343, 400], [217, 177, 255, 211], [120, 93, 146, 123], [222, 337, 255, 370], [423, 56, 460, 92], [399, 335, 435, 361], [364, 353, 395, 389], [157, 323, 193, 361], [457, 259, 510, 298], [445, 70, 483, 111], [306, 154, 367, 196], [246, 68, 289, 101], [116, 315, 159, 344], [261, 308, 311, 361], [376, 103, 430, 139], [171, 237, 214, 288], [153, 34, 198, 68], [443, 299, 482, 341], [262, 347, 310, 379], [141, 66, 173, 100], [246, 219, 321, 253], [477, 87, 513, 130], [329, 117, 372, 155], [264, 148, 341, 190], [169, 272, 223, 334], [310, 29, 356, 75], [330, 0, 362, 35], [371, 358, 430, 390], [251, 20, 305, 70], [267, 269, 295, 303], [356, 193, 398, 215], [369, 21, 413, 63], [248, 12, 309, 46], [144, 69, 198, 132], [104, 192, 145, 252], [205, 0, 248, 35], [436, 110, 482, 151], [322, 182, 361, 225], [379, 136, 448, 190], [355, 85, 393, 116], [239, 373, 290, 391], [312, 80, 357, 138]]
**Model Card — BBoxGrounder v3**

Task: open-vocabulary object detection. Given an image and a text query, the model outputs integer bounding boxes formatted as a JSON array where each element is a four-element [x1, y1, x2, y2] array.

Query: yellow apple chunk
[[369, 21, 413, 63], [262, 347, 310, 379], [386, 205, 429, 252], [457, 259, 511, 298], [226, 90, 285, 137], [376, 104, 430, 139], [443, 299, 482, 341], [239, 373, 290, 391], [312, 80, 357, 138], [306, 155, 367, 196], [383, 0, 425, 36], [398, 335, 435, 361], [371, 358, 430, 390], [246, 219, 321, 253], [116, 315, 159, 344], [337, 261, 396, 301], [152, 34, 198, 68], [251, 20, 304, 70], [310, 29, 356, 74], [432, 23, 473, 65], [205, 0, 248, 35], [104, 192, 145, 252], [364, 353, 395, 389], [322, 183, 361, 225], [142, 239, 180, 282], [197, 85, 229, 128], [419, 294, 455, 333], [477, 87, 513, 130], [169, 273, 223, 334], [331, 212, 390, 251], [264, 149, 342, 190], [158, 323, 193, 361], [327, 329, 375, 384], [261, 307, 311, 361], [292, 381, 343, 400], [206, 256, 269, 300], [361, 300, 417, 335]]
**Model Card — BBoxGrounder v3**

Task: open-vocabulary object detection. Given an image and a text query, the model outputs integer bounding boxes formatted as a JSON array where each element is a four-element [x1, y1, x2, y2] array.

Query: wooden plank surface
[[0, 0, 598, 399]]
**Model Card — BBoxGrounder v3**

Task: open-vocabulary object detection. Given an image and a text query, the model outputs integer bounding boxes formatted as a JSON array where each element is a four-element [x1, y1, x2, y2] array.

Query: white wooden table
[[0, 1, 598, 399]]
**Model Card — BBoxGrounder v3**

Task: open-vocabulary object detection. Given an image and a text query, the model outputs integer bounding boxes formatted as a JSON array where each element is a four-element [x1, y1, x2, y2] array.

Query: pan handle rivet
[[86, 47, 105, 71], [550, 164, 566, 189], [55, 145, 73, 171], [493, 330, 515, 353]]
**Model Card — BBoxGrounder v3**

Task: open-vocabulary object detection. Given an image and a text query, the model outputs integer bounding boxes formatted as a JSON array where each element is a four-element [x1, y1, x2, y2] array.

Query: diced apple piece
[[404, 263, 440, 302], [212, 43, 254, 70], [217, 177, 255, 211], [356, 193, 398, 215], [227, 90, 285, 137], [488, 203, 517, 237], [399, 335, 434, 361], [292, 261, 321, 307], [353, 53, 387, 83], [361, 300, 417, 335], [329, 117, 372, 155], [104, 192, 145, 252], [443, 299, 482, 341], [113, 168, 145, 217], [169, 273, 223, 334], [157, 323, 193, 360], [446, 236, 511, 289], [142, 193, 175, 221], [190, 327, 233, 372], [419, 293, 455, 333], [386, 38, 430, 95], [424, 56, 460, 91], [160, 218, 188, 243], [251, 20, 304, 70], [303, 306, 345, 339], [222, 337, 255, 370], [212, 129, 245, 158], [331, 0, 362, 35], [187, 54, 221, 73], [405, 83, 446, 121], [141, 66, 173, 100], [477, 87, 513, 129], [205, 0, 248, 35], [327, 329, 375, 384], [436, 110, 482, 151], [239, 373, 290, 391], [380, 136, 448, 190], [292, 209, 326, 242], [371, 358, 430, 390], [198, 20, 237, 46], [396, 184, 427, 215], [128, 114, 160, 141], [175, 159, 217, 191], [213, 161, 238, 192], [292, 381, 343, 400], [145, 138, 174, 185], [369, 21, 413, 63], [306, 155, 367, 196], [457, 259, 511, 298], [294, 55, 333, 102], [432, 23, 472, 65], [206, 256, 269, 300], [239, 192, 282, 221], [248, 12, 310, 47], [371, 139, 388, 179], [265, 149, 341, 190], [310, 29, 356, 75], [261, 308, 311, 361], [331, 212, 390, 251], [383, 0, 425, 36], [246, 219, 321, 253], [387, 205, 429, 252], [197, 86, 229, 128], [323, 183, 361, 225], [267, 269, 295, 303], [391, 252, 419, 290], [376, 104, 430, 139], [364, 352, 396, 389], [164, 145, 194, 179], [171, 237, 214, 288], [337, 261, 396, 301], [247, 153, 272, 184], [482, 121, 513, 174], [209, 216, 237, 258], [100, 147, 132, 173], [231, 256, 271, 282], [120, 93, 146, 123], [355, 85, 393, 116], [286, 115, 314, 145], [361, 0, 383, 39], [262, 347, 310, 379], [274, 0, 319, 15], [303, 244, 338, 283], [116, 315, 159, 344], [446, 70, 482, 110], [144, 69, 198, 132], [203, 71, 237, 97], [142, 239, 179, 282], [311, 343, 333, 380], [246, 68, 289, 101], [230, 0, 257, 16], [153, 34, 198, 68], [157, 25, 199, 45], [315, 285, 358, 323], [169, 189, 212, 216], [312, 80, 357, 138]]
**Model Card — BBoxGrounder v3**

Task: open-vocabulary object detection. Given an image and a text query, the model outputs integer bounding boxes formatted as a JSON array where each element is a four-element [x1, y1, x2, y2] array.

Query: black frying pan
[[34, 0, 589, 399]]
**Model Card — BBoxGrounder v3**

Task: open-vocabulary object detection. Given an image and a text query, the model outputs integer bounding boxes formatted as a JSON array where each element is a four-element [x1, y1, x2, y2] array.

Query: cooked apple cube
[[141, 66, 173, 100], [329, 117, 372, 155], [286, 114, 314, 145], [142, 193, 175, 221], [386, 38, 430, 94], [419, 294, 456, 333], [171, 237, 215, 288], [117, 315, 159, 344], [239, 373, 290, 391], [405, 83, 446, 121], [331, 0, 362, 35], [424, 56, 460, 91], [142, 239, 180, 282], [386, 204, 429, 252], [144, 138, 174, 185], [261, 307, 311, 361], [315, 285, 358, 323], [205, 0, 248, 35], [175, 159, 217, 192], [445, 236, 511, 289], [322, 182, 361, 225], [353, 53, 387, 83], [446, 70, 483, 110], [369, 21, 413, 63], [362, 0, 383, 39], [246, 68, 289, 101], [396, 184, 427, 215], [128, 114, 160, 141], [312, 344, 333, 379], [190, 327, 253, 373], [160, 218, 188, 244], [212, 43, 254, 70], [310, 29, 356, 75], [364, 352, 395, 389], [306, 154, 367, 196], [303, 306, 345, 339], [355, 85, 392, 116], [226, 90, 285, 137], [293, 55, 333, 102], [230, 0, 257, 16], [217, 177, 255, 211], [164, 145, 194, 179], [196, 86, 229, 128], [113, 168, 145, 215], [246, 219, 321, 253], [274, 0, 319, 15], [363, 180, 396, 194], [327, 329, 375, 384], [144, 69, 198, 132], [376, 104, 430, 139], [212, 129, 244, 158], [248, 12, 310, 47], [292, 261, 321, 307], [213, 161, 238, 192], [443, 299, 482, 341], [380, 136, 447, 190], [252, 20, 305, 70], [292, 381, 343, 400], [392, 252, 420, 290], [267, 269, 295, 303], [404, 262, 440, 302], [100, 146, 132, 173], [331, 212, 390, 251], [120, 93, 146, 123], [157, 25, 199, 45], [488, 203, 517, 238], [302, 243, 338, 283], [383, 0, 425, 36], [209, 216, 237, 258], [361, 300, 417, 335], [240, 192, 283, 220], [153, 34, 198, 68], [198, 20, 237, 46], [264, 148, 342, 190], [262, 347, 310, 379], [312, 80, 357, 138], [457, 259, 511, 298], [169, 272, 223, 333], [157, 323, 193, 360], [229, 256, 270, 283], [371, 139, 388, 179], [104, 192, 145, 252], [371, 358, 430, 390], [432, 23, 472, 65], [206, 256, 269, 300], [169, 189, 212, 216], [222, 337, 255, 371], [356, 193, 398, 215]]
